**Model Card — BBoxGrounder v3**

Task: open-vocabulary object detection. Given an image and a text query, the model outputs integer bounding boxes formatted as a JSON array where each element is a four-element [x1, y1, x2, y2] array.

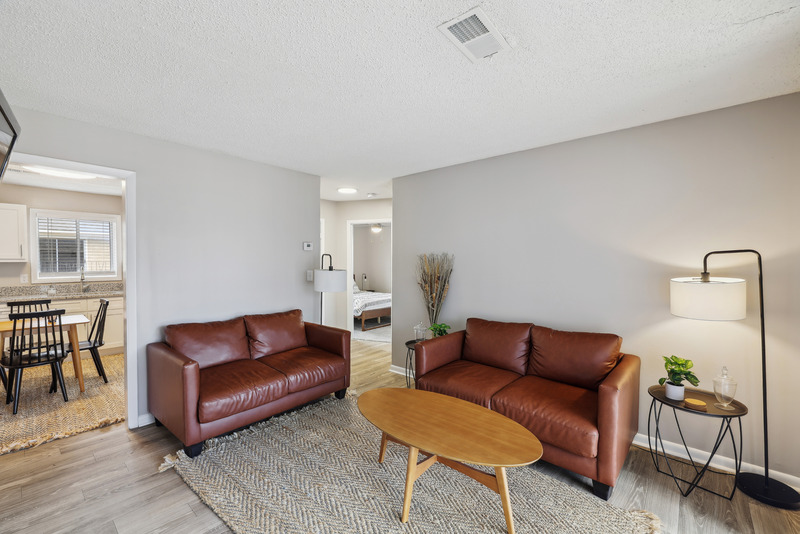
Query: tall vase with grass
[[416, 253, 454, 333]]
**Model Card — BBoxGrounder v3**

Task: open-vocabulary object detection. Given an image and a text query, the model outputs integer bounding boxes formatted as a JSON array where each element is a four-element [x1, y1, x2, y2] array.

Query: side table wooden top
[[648, 385, 748, 417]]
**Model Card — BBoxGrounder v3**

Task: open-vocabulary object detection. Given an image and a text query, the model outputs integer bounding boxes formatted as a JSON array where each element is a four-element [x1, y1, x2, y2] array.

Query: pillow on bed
[[353, 281, 361, 293]]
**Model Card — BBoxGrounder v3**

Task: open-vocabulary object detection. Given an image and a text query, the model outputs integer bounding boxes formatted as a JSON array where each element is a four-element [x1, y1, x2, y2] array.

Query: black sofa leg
[[334, 388, 347, 399], [592, 481, 613, 500], [184, 442, 203, 458], [154, 418, 163, 427]]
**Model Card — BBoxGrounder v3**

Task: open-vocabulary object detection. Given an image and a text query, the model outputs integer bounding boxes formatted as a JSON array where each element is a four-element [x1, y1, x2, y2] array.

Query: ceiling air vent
[[438, 7, 511, 63]]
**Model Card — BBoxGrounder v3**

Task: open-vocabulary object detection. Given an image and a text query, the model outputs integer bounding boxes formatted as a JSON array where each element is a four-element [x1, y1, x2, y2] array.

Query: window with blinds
[[30, 209, 121, 283]]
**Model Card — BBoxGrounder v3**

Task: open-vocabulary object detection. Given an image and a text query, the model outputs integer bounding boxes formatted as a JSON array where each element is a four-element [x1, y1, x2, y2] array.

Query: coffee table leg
[[495, 466, 515, 534], [378, 432, 388, 463], [401, 445, 420, 523]]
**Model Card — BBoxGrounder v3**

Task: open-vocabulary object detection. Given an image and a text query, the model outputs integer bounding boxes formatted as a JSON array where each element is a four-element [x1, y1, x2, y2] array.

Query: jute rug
[[0, 353, 126, 454], [162, 396, 660, 533]]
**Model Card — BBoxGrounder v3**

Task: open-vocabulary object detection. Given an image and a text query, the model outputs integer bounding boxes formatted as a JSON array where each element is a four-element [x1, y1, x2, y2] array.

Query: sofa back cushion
[[244, 309, 308, 358], [165, 317, 250, 369], [528, 326, 622, 390], [462, 318, 532, 375]]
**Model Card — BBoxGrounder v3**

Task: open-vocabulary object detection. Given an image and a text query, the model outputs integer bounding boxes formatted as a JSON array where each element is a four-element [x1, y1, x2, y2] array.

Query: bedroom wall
[[353, 223, 391, 293], [13, 108, 321, 421], [392, 93, 800, 481], [320, 199, 392, 330]]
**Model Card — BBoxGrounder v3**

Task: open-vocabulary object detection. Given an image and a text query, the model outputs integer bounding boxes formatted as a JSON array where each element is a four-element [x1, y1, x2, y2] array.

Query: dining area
[[0, 298, 109, 415]]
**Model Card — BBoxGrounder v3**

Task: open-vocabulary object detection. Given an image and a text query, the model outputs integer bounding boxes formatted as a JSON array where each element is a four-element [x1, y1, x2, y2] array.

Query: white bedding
[[353, 291, 392, 316]]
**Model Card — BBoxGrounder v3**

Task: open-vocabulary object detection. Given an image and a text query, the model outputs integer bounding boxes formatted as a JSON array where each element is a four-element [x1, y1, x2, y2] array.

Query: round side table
[[404, 340, 419, 388], [647, 385, 748, 500]]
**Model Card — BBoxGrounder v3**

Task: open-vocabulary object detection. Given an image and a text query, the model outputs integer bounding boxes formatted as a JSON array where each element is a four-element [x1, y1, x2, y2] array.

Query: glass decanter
[[414, 322, 427, 341], [713, 366, 737, 410]]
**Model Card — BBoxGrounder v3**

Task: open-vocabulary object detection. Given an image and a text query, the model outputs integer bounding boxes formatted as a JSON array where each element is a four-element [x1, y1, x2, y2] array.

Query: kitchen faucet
[[80, 266, 90, 293]]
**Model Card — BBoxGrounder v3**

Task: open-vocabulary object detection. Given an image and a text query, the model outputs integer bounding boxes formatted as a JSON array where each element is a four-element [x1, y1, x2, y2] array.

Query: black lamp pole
[[701, 249, 800, 509]]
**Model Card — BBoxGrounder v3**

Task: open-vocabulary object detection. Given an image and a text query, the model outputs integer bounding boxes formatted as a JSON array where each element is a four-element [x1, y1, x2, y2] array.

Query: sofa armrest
[[596, 353, 641, 486], [305, 323, 351, 387], [415, 331, 465, 377], [146, 342, 201, 446]]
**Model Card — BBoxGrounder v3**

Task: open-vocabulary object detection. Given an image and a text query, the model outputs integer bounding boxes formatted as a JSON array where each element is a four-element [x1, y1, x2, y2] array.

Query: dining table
[[0, 313, 91, 392]]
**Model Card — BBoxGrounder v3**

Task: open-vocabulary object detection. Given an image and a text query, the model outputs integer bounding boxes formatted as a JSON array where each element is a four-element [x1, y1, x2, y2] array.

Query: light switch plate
[[303, 242, 313, 251], [306, 270, 314, 282], [20, 273, 29, 283]]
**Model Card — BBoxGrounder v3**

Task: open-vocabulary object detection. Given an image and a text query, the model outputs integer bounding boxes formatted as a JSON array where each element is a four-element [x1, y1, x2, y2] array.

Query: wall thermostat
[[303, 242, 313, 251]]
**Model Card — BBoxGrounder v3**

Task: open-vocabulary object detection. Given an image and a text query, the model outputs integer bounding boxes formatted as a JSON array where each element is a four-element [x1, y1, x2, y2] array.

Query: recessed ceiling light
[[337, 187, 358, 194], [21, 165, 98, 180], [371, 224, 382, 233]]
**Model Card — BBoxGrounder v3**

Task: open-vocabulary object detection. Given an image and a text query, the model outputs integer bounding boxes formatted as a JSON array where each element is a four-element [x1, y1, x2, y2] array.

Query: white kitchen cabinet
[[0, 203, 28, 262]]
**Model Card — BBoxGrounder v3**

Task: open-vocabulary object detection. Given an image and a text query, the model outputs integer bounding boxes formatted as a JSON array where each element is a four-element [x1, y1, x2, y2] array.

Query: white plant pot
[[665, 381, 685, 401]]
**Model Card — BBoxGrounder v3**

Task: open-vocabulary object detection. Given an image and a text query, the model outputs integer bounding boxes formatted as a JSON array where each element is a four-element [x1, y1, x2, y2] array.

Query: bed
[[353, 285, 391, 331]]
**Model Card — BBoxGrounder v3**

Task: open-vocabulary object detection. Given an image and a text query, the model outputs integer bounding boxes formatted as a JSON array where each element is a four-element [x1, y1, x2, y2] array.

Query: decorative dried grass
[[416, 253, 454, 326]]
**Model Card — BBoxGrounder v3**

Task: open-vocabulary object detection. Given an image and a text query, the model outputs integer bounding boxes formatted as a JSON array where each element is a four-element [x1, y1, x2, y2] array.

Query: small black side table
[[648, 385, 748, 499], [404, 340, 419, 388]]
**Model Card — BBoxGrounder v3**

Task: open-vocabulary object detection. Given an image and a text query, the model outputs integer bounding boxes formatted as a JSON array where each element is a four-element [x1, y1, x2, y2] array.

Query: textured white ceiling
[[1, 1, 798, 201]]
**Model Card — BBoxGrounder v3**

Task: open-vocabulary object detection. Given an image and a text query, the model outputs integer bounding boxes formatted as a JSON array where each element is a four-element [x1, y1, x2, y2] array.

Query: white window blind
[[30, 209, 121, 282]]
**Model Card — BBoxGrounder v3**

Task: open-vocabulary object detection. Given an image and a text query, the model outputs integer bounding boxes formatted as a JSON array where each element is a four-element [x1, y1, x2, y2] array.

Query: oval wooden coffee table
[[358, 388, 543, 534]]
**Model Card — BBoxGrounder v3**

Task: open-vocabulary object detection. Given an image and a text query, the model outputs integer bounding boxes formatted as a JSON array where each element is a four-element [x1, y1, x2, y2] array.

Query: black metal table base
[[404, 340, 416, 388], [648, 398, 744, 500]]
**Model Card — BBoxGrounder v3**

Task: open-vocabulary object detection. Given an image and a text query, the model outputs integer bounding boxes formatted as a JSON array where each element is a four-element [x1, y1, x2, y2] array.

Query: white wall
[[353, 223, 391, 293], [13, 108, 321, 418], [392, 93, 800, 479], [320, 199, 391, 329]]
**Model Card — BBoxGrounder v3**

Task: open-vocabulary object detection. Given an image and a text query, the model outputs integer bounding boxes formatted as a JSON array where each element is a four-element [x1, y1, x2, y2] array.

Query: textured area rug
[[163, 396, 660, 533], [352, 320, 391, 343], [0, 353, 125, 454]]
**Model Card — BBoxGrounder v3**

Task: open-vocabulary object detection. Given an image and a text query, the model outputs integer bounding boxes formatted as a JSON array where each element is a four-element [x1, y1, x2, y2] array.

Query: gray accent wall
[[392, 93, 800, 479]]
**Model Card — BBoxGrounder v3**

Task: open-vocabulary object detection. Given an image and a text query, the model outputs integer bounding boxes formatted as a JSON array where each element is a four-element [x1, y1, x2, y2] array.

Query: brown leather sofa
[[415, 318, 640, 500], [146, 309, 350, 457]]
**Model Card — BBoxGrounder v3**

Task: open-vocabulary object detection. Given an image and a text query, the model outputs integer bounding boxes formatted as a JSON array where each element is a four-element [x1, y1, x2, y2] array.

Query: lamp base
[[737, 472, 800, 510]]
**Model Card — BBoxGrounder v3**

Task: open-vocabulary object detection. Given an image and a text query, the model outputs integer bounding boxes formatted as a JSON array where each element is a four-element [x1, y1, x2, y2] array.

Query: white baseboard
[[137, 413, 155, 428], [633, 432, 800, 491], [389, 364, 406, 376]]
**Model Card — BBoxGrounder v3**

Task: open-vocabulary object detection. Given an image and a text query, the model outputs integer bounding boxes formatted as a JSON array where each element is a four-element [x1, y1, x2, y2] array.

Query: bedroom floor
[[352, 318, 391, 343]]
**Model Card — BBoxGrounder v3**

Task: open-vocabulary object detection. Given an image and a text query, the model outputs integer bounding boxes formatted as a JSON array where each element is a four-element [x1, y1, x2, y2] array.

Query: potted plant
[[428, 323, 451, 338], [658, 355, 700, 401]]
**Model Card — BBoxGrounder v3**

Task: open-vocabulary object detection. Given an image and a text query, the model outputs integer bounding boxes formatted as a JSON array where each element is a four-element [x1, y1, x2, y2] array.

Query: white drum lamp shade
[[314, 269, 347, 293], [670, 277, 746, 320]]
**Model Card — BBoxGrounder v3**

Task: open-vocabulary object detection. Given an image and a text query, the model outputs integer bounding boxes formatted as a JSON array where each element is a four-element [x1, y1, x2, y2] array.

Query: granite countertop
[[0, 282, 124, 304]]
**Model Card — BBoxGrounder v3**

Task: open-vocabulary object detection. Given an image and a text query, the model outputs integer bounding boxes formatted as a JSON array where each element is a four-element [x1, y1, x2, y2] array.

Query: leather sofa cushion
[[165, 317, 250, 369], [257, 346, 345, 393], [416, 359, 520, 409], [493, 375, 599, 459], [462, 318, 532, 375], [198, 360, 288, 423], [528, 326, 622, 390], [245, 310, 308, 359]]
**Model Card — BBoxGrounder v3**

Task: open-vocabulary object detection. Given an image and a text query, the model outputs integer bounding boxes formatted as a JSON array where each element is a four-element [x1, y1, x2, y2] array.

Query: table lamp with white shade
[[669, 249, 800, 509]]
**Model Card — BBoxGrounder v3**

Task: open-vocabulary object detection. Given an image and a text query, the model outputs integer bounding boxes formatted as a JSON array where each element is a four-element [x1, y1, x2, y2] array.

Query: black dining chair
[[2, 299, 53, 395], [2, 308, 69, 414], [66, 299, 109, 383], [7, 299, 52, 314]]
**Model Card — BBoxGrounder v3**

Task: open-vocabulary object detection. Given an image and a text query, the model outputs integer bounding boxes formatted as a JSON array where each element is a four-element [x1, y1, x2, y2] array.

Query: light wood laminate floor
[[0, 339, 797, 533]]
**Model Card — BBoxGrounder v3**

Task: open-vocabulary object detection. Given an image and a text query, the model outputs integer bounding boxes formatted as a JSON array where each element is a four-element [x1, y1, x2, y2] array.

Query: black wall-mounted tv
[[0, 86, 21, 182]]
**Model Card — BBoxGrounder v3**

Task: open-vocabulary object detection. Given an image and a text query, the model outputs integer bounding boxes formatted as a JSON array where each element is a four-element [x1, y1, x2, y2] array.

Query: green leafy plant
[[428, 323, 451, 338], [658, 355, 700, 387]]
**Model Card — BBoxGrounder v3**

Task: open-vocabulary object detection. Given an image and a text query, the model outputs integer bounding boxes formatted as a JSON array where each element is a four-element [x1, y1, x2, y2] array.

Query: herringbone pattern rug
[[164, 396, 660, 533]]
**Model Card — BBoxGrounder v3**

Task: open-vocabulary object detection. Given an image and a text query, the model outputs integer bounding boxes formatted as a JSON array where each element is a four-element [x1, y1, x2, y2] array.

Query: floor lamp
[[670, 249, 800, 509], [314, 253, 347, 326]]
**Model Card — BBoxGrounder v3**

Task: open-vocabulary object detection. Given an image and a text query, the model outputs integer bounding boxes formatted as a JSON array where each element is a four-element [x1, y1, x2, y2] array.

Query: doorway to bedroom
[[348, 220, 391, 343]]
